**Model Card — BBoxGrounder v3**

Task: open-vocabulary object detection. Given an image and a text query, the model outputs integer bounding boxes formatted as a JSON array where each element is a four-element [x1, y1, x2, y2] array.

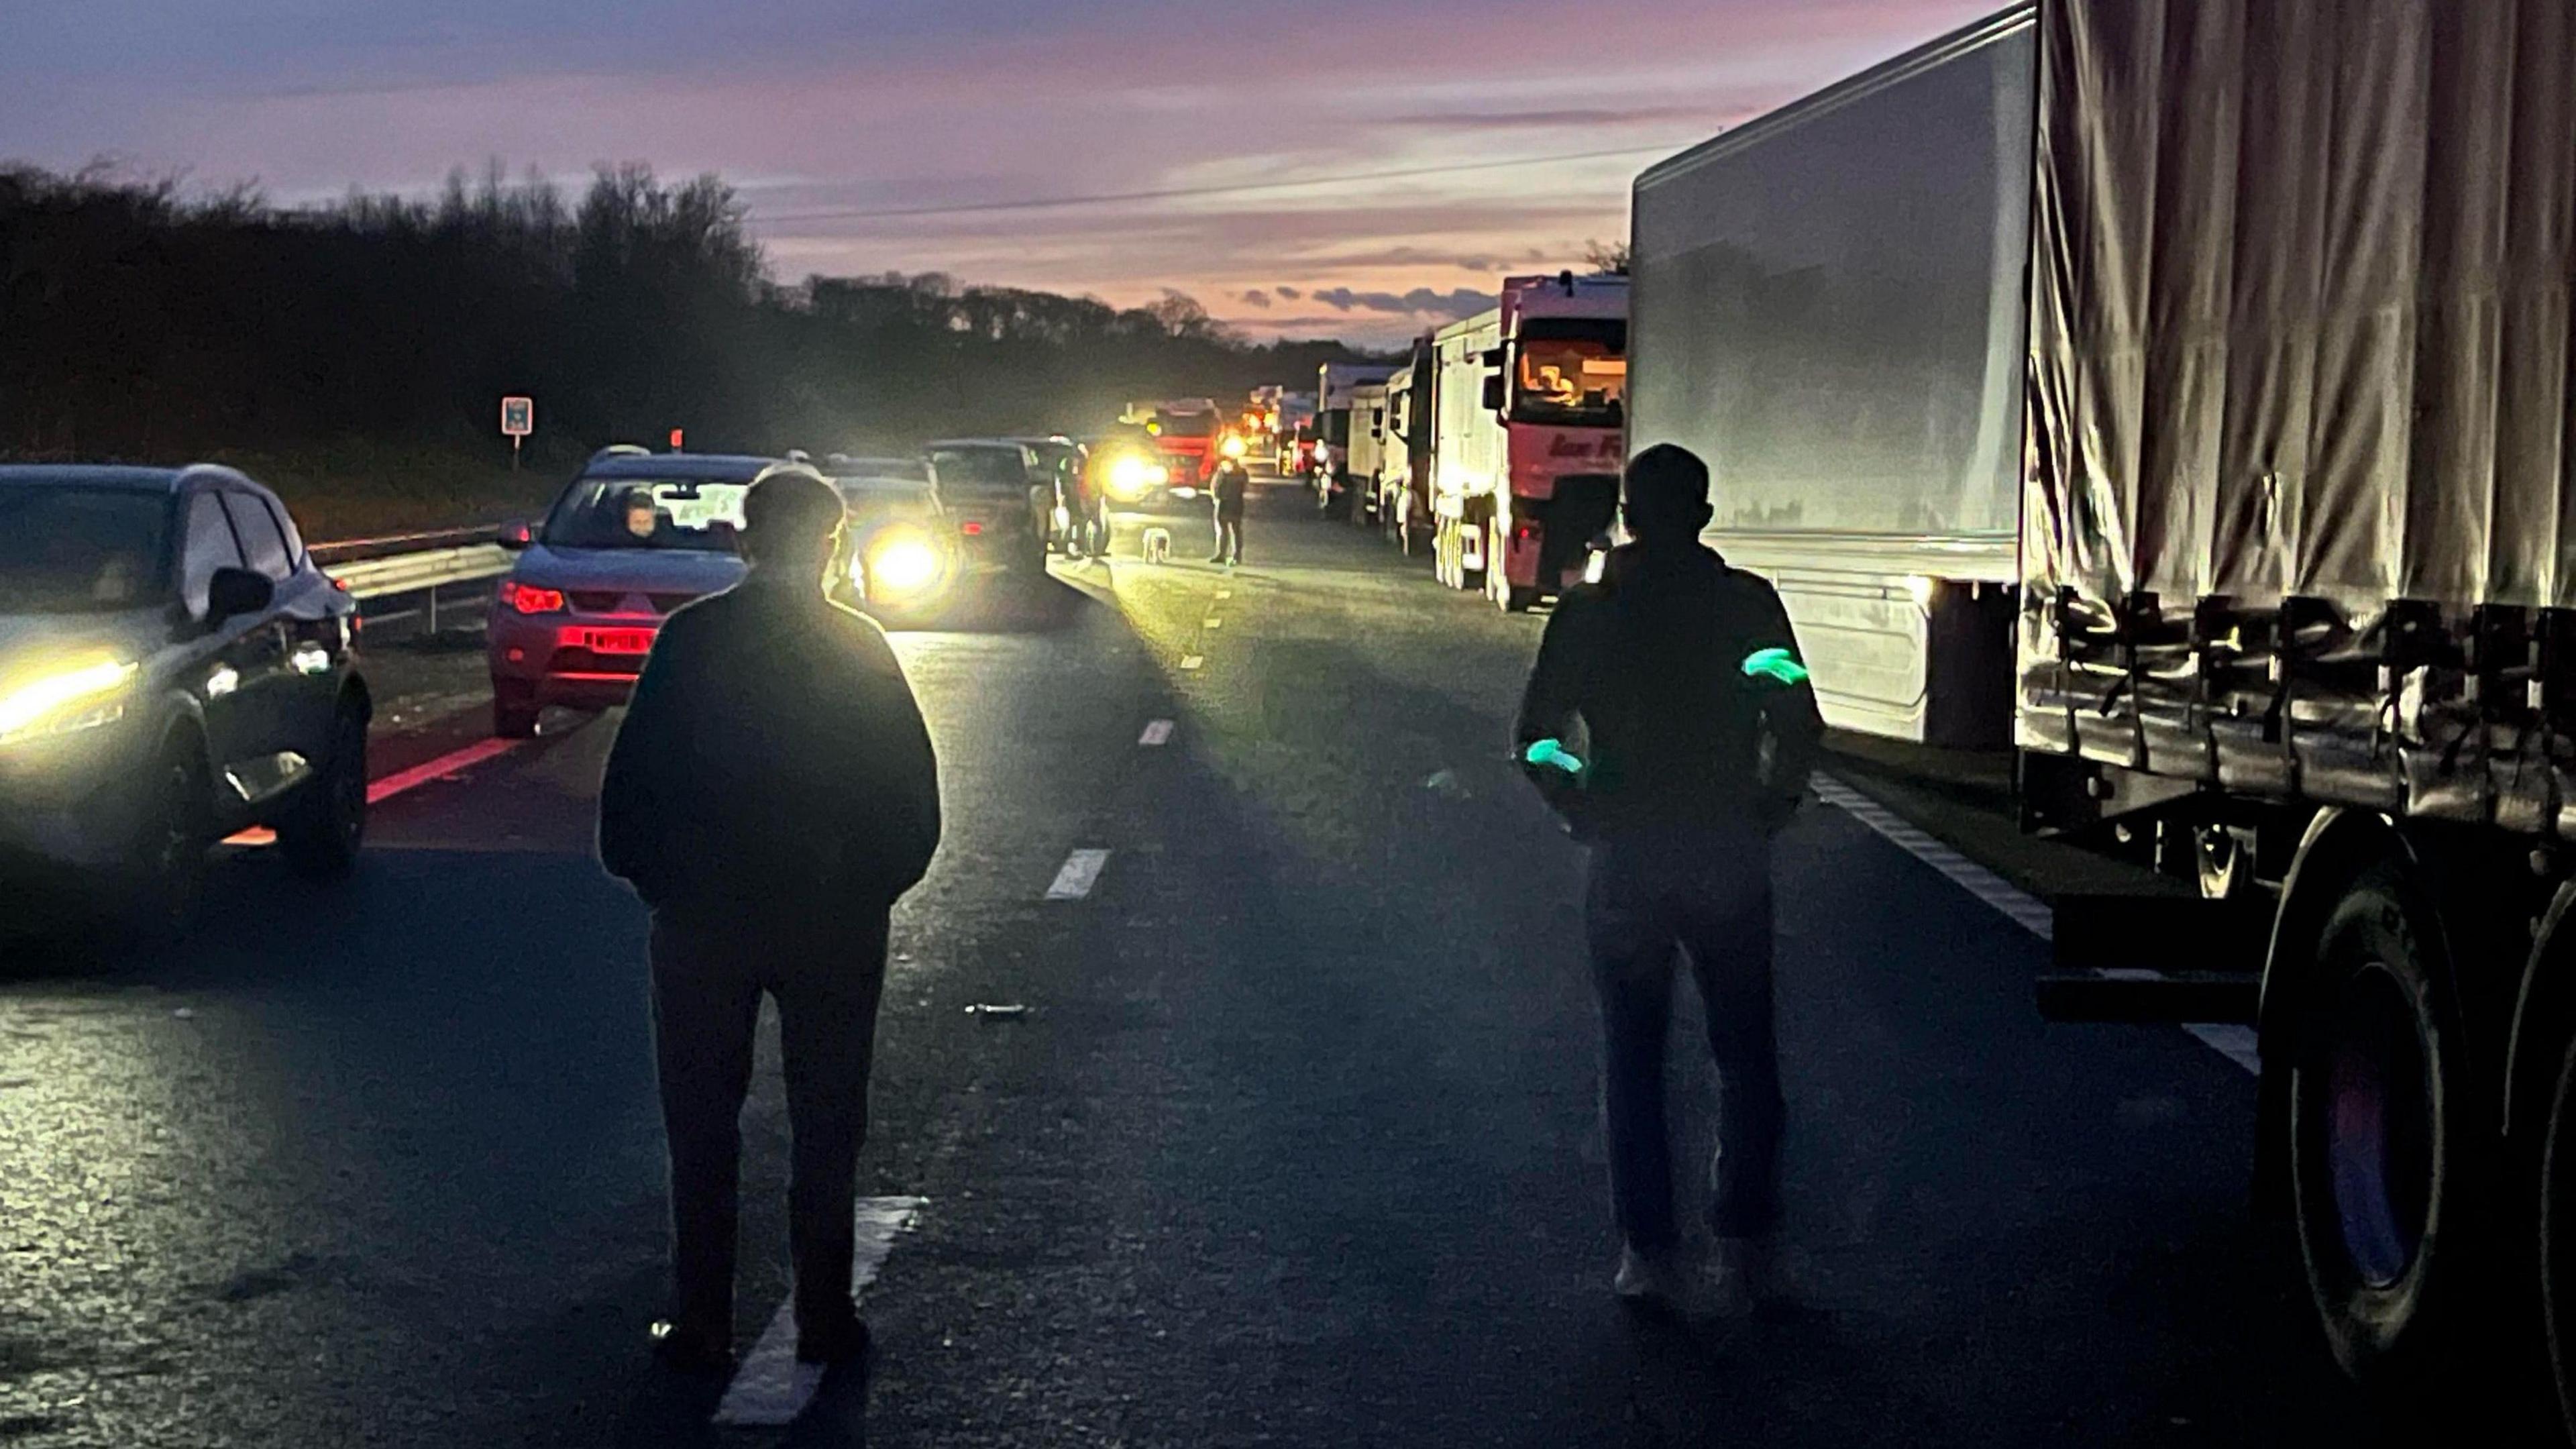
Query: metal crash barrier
[[313, 527, 518, 635]]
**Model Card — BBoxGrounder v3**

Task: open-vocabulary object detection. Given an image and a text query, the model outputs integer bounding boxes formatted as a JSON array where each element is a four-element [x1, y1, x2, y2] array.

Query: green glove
[[1523, 738, 1586, 777], [1742, 647, 1810, 687]]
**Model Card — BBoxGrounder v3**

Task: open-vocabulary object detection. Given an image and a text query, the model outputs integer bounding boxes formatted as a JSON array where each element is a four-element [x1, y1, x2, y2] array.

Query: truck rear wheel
[[2540, 1032, 2576, 1443], [2288, 865, 2486, 1399]]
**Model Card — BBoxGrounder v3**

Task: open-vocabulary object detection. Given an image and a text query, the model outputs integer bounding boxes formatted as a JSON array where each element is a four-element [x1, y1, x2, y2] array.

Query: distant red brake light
[[961, 521, 983, 536]]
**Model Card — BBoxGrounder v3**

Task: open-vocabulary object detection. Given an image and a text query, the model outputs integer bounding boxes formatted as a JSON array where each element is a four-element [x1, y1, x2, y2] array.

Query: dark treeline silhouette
[[0, 161, 1383, 474]]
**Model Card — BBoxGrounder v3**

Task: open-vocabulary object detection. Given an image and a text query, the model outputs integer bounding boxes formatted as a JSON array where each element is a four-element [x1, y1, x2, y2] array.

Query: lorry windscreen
[[1514, 330, 1627, 427]]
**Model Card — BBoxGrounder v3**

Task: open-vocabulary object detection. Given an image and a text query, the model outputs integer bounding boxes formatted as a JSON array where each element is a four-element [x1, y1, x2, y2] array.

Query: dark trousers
[[1214, 505, 1244, 562], [650, 907, 888, 1336], [1585, 824, 1784, 1248]]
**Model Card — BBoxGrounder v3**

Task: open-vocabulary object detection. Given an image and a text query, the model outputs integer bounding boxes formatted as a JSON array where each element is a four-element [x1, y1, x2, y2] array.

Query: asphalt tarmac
[[1, 484, 2385, 1446]]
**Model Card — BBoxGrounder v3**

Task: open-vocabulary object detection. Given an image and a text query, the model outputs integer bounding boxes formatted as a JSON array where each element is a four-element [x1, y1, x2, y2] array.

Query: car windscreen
[[837, 482, 941, 521], [0, 488, 171, 614], [543, 477, 751, 551], [834, 458, 930, 482], [926, 449, 1029, 493]]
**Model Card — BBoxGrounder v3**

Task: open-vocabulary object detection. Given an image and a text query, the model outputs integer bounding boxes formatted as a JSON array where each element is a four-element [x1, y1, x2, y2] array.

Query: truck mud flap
[[2035, 894, 2265, 1025]]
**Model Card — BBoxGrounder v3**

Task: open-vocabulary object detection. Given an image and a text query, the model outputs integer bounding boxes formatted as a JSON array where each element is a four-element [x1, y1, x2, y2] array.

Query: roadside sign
[[500, 396, 533, 437]]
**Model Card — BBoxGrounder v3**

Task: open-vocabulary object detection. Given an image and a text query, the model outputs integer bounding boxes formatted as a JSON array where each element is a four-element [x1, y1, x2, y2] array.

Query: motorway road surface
[[2, 482, 2389, 1446]]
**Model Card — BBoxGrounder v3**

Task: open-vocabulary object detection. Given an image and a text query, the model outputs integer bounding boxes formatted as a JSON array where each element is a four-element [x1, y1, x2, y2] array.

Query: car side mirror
[[500, 521, 535, 551], [207, 566, 274, 623], [1481, 376, 1506, 413]]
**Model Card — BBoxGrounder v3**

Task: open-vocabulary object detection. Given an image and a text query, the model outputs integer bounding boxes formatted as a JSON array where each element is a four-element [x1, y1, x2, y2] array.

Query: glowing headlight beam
[[0, 657, 139, 741], [865, 537, 944, 598], [1220, 435, 1248, 460]]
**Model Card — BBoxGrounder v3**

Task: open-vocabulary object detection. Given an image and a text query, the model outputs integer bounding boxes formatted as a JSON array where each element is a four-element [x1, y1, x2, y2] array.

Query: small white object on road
[[1203, 618, 1223, 630], [714, 1195, 926, 1426], [1139, 719, 1175, 747], [1215, 589, 1232, 600], [1180, 655, 1203, 672], [1045, 848, 1112, 900]]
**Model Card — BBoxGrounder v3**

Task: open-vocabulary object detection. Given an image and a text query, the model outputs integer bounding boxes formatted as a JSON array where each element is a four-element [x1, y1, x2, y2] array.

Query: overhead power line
[[755, 142, 1690, 225]]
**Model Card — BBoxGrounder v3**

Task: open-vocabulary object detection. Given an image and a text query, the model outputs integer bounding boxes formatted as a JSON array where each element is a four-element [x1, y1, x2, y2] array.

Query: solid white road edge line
[[1809, 775, 2259, 1078], [1045, 848, 1112, 900], [713, 1195, 926, 1427], [1139, 719, 1175, 747]]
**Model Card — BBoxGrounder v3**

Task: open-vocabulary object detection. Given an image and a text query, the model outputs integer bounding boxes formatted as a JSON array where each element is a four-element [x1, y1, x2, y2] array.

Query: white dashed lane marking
[[1139, 720, 1175, 747], [1045, 849, 1112, 900], [1203, 617, 1223, 629], [714, 1196, 926, 1426], [1809, 775, 2259, 1077], [1180, 655, 1203, 671]]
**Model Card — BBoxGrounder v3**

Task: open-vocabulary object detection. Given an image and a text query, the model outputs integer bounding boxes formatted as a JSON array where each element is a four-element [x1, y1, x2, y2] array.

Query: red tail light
[[961, 521, 984, 536], [500, 580, 566, 614], [1513, 524, 1539, 543], [331, 576, 350, 592]]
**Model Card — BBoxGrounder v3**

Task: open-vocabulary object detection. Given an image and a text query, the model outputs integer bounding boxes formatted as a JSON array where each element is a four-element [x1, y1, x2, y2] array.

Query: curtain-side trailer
[[1633, 0, 2576, 1430]]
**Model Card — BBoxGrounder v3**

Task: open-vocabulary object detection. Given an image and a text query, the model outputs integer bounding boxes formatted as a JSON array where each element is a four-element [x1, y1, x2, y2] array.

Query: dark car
[[828, 471, 960, 622], [485, 448, 762, 737], [1007, 436, 1088, 553], [923, 440, 1050, 578], [0, 465, 370, 936]]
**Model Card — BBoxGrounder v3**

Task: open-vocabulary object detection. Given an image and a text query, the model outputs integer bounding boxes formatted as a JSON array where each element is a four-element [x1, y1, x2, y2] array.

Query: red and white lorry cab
[[1428, 272, 1629, 611]]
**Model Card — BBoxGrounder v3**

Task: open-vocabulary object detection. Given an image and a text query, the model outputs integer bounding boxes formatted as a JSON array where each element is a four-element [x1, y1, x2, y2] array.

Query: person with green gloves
[[1514, 442, 1823, 1318]]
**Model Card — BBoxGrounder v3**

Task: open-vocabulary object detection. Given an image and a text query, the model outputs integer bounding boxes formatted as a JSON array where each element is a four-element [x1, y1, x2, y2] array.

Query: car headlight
[[864, 534, 945, 599], [1220, 435, 1248, 460], [0, 656, 139, 747], [1106, 455, 1167, 502]]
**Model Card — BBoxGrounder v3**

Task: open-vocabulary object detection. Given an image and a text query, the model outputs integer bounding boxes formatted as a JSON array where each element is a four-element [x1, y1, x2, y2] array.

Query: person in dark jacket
[[599, 464, 941, 1375], [1209, 459, 1249, 564], [1515, 443, 1823, 1318]]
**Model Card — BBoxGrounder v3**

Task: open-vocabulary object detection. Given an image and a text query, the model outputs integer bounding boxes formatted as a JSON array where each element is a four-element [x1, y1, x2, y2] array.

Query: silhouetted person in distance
[[1515, 443, 1823, 1319], [1210, 458, 1249, 564], [598, 464, 941, 1376]]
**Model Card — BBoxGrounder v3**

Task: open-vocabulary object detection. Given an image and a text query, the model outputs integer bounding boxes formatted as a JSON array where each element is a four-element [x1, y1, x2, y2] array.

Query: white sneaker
[[1705, 1236, 1782, 1319], [1613, 1244, 1688, 1309]]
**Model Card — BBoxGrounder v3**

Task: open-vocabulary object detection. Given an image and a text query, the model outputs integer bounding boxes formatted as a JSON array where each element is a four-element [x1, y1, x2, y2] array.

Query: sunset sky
[[2, 0, 1997, 346]]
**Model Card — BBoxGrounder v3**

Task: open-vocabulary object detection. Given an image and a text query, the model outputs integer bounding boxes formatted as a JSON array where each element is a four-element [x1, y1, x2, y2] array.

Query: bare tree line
[[0, 162, 1377, 472]]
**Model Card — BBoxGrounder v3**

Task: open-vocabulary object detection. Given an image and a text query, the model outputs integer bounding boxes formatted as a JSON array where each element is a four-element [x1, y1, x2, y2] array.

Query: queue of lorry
[[1568, 0, 2576, 1436], [1313, 272, 1632, 614]]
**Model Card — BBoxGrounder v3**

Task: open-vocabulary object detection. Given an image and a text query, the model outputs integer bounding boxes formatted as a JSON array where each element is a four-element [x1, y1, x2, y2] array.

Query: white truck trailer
[[1635, 0, 2576, 1432]]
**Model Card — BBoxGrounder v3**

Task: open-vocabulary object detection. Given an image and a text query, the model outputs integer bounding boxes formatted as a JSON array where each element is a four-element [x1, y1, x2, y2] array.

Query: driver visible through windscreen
[[545, 480, 751, 551], [0, 488, 171, 613]]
